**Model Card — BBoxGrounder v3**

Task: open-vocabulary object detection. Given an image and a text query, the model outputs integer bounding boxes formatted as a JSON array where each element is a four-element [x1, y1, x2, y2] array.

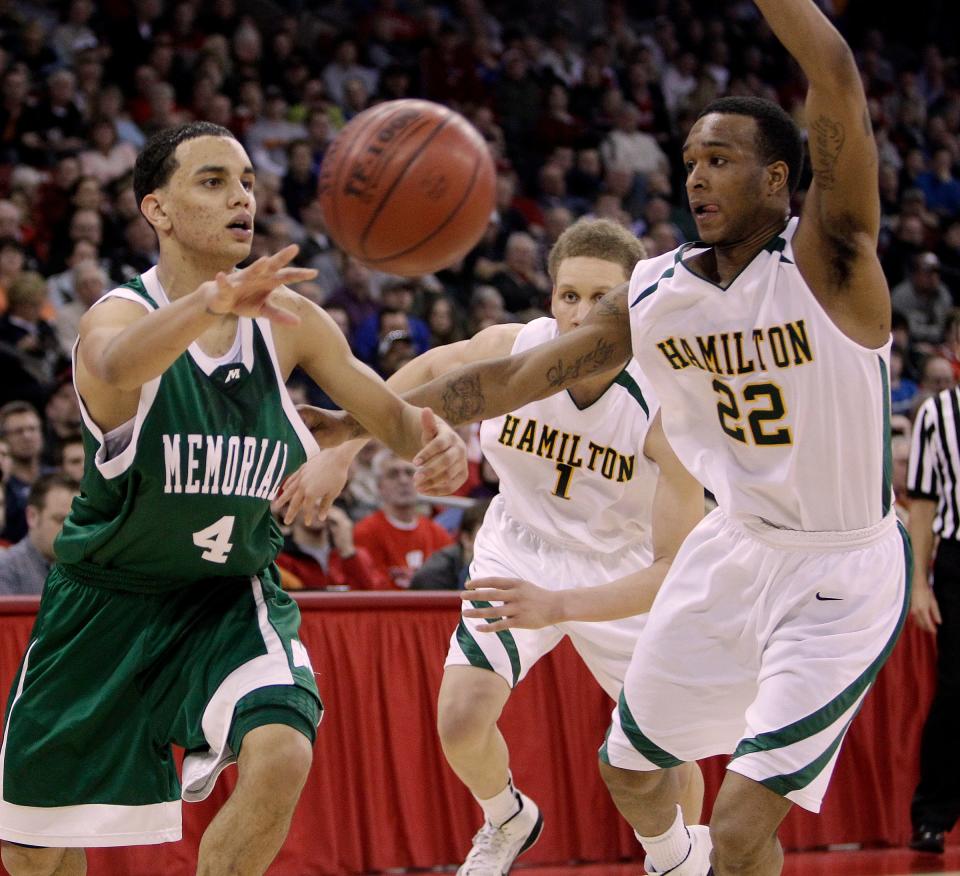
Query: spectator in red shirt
[[353, 449, 453, 589], [277, 503, 386, 591]]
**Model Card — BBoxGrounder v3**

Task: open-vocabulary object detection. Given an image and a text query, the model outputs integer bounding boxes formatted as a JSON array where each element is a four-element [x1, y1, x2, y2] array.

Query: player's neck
[[710, 214, 789, 287], [155, 247, 239, 303], [567, 364, 624, 407]]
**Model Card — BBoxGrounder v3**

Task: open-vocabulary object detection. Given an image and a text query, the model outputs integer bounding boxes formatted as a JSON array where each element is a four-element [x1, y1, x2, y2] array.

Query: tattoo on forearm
[[811, 115, 845, 190], [545, 338, 617, 388], [440, 374, 485, 424]]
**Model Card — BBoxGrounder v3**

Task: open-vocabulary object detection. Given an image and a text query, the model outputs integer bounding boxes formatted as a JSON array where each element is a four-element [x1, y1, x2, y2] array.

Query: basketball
[[318, 99, 496, 276]]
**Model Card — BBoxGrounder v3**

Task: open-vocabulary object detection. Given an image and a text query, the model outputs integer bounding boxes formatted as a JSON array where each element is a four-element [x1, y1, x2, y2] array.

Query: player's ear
[[766, 160, 789, 196], [141, 192, 171, 233]]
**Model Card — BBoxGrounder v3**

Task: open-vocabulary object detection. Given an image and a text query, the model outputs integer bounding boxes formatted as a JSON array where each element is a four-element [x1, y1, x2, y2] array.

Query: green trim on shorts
[[758, 711, 859, 797], [227, 684, 321, 754], [460, 601, 521, 686], [616, 689, 684, 768], [733, 523, 913, 772], [456, 618, 495, 672], [598, 724, 613, 765]]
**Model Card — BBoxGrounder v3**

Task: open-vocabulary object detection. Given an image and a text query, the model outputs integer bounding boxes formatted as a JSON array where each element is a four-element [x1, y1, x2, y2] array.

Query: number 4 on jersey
[[193, 515, 236, 563]]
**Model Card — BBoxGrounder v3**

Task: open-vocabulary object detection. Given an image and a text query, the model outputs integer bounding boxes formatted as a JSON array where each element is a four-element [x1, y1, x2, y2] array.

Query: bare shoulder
[[467, 322, 524, 358], [78, 295, 149, 336]]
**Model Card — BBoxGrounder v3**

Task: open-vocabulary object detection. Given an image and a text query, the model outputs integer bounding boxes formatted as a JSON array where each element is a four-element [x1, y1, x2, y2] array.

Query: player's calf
[[1, 845, 85, 876]]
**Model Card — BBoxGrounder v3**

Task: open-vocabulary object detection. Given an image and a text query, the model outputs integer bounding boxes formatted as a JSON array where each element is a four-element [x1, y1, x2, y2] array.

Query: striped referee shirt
[[909, 386, 960, 539]]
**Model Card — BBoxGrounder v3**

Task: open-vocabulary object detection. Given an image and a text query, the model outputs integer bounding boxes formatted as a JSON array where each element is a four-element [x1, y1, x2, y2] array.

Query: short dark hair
[[0, 400, 40, 432], [133, 122, 236, 207], [698, 97, 804, 195], [27, 473, 79, 511]]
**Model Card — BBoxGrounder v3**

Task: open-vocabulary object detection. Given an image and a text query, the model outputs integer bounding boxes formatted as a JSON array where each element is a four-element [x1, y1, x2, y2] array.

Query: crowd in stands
[[2, 0, 960, 591]]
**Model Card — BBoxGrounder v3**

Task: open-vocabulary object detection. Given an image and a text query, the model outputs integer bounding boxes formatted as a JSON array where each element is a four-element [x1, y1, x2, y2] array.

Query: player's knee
[[598, 759, 663, 802], [437, 674, 505, 751], [710, 802, 773, 870], [1, 844, 68, 876], [239, 724, 313, 801]]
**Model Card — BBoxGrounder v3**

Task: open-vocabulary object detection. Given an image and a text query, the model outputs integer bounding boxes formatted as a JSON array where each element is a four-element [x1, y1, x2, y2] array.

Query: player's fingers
[[306, 493, 333, 526], [275, 266, 318, 285], [474, 619, 513, 633], [283, 484, 308, 526], [265, 243, 301, 269], [932, 601, 943, 627], [417, 407, 440, 450]]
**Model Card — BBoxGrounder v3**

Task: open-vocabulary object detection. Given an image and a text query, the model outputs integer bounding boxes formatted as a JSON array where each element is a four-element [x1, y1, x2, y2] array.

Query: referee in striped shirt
[[907, 382, 960, 854]]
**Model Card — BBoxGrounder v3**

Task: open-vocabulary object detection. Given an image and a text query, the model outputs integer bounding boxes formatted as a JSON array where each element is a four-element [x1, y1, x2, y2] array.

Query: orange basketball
[[318, 99, 496, 276]]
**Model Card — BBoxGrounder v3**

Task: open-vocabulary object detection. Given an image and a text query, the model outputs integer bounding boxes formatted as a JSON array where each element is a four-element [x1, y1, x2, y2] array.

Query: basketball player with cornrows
[[301, 1, 912, 872], [285, 218, 706, 875], [0, 122, 467, 876]]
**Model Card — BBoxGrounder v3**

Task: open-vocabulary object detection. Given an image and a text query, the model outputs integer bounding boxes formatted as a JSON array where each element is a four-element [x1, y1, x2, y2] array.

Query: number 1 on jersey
[[553, 462, 575, 499], [193, 515, 236, 564]]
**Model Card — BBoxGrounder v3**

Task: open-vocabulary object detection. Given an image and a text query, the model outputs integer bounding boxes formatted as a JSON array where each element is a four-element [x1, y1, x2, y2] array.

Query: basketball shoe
[[644, 824, 713, 875], [457, 791, 543, 875]]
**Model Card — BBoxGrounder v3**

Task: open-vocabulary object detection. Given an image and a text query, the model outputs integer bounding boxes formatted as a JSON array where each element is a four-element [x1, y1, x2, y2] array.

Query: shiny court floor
[[513, 846, 960, 876]]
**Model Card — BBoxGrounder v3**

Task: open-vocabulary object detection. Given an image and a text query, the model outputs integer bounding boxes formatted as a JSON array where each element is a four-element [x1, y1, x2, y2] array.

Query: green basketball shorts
[[0, 564, 321, 848]]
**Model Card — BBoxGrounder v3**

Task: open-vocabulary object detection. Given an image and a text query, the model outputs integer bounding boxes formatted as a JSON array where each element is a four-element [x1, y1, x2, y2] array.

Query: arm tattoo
[[545, 337, 617, 388], [810, 115, 845, 191], [440, 373, 485, 425]]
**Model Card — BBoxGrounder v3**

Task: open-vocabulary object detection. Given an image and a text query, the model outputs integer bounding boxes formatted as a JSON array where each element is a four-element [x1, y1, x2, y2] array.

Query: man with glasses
[[353, 448, 453, 590]]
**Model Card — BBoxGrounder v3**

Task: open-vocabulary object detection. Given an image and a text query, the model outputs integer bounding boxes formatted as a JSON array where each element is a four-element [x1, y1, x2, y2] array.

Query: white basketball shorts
[[445, 495, 652, 700], [601, 508, 911, 812]]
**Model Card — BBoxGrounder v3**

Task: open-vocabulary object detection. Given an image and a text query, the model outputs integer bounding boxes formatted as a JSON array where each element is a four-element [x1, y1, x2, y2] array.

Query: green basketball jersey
[[56, 268, 318, 586]]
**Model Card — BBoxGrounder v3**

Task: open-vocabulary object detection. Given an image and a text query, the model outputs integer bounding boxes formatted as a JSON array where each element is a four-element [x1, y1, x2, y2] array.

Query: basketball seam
[[358, 109, 454, 255], [364, 153, 484, 265], [323, 105, 390, 248]]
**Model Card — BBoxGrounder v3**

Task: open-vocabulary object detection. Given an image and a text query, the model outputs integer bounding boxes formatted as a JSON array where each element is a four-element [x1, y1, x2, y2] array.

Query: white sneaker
[[457, 792, 544, 875], [644, 824, 712, 875]]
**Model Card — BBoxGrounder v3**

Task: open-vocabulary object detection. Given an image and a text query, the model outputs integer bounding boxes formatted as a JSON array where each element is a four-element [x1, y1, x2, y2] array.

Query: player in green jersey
[[0, 121, 467, 876]]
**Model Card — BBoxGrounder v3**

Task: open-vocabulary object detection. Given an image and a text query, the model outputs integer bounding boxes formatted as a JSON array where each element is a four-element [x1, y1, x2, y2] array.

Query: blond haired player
[[283, 219, 706, 874]]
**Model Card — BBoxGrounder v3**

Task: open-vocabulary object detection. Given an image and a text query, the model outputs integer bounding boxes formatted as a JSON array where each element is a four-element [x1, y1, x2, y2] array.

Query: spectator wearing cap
[[892, 252, 955, 349], [352, 278, 431, 364], [0, 473, 78, 595], [376, 328, 417, 378]]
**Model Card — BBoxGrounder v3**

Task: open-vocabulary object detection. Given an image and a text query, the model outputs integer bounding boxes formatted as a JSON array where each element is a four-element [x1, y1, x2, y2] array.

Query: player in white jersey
[[299, 3, 914, 874], [282, 220, 706, 874]]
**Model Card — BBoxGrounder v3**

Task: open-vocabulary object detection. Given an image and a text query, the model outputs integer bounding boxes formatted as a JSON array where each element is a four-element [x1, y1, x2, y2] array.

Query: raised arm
[[77, 245, 315, 431], [756, 0, 890, 346]]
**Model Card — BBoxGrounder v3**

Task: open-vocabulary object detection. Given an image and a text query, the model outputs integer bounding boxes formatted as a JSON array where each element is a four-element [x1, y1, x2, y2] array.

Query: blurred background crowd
[[1, 0, 958, 592]]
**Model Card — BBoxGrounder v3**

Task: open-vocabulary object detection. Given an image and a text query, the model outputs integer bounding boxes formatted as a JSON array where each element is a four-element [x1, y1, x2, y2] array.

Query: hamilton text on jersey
[[655, 319, 814, 375], [162, 433, 290, 499], [497, 414, 636, 484]]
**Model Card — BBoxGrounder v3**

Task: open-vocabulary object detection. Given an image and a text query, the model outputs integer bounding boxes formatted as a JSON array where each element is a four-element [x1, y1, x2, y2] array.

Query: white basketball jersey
[[628, 217, 892, 532], [480, 317, 660, 555]]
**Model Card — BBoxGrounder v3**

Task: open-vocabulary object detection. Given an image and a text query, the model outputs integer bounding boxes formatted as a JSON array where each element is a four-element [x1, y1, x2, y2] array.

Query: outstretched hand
[[203, 244, 316, 325], [272, 451, 350, 526], [413, 407, 468, 496], [462, 577, 563, 632]]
